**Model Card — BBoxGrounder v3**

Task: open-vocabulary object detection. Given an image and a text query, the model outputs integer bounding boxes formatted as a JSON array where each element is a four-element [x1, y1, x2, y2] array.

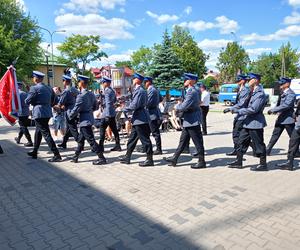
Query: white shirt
[[201, 90, 210, 106]]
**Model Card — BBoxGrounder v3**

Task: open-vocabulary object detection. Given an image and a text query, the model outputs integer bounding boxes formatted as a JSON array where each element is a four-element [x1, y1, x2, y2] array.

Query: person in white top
[[200, 84, 210, 135]]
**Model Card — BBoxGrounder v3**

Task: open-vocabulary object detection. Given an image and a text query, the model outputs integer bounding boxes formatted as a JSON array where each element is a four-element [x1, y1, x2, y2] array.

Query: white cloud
[[16, 0, 26, 12], [214, 16, 239, 34], [198, 39, 232, 50], [62, 0, 125, 13], [146, 11, 179, 24], [184, 6, 192, 15], [241, 25, 300, 41], [55, 13, 134, 40], [178, 16, 239, 34], [289, 0, 300, 7], [99, 43, 117, 50], [119, 7, 126, 13], [101, 49, 134, 65], [246, 48, 272, 56], [284, 11, 300, 24]]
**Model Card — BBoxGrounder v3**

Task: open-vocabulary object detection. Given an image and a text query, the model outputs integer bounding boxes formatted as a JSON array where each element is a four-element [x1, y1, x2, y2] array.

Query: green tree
[[171, 25, 208, 77], [0, 0, 42, 79], [249, 53, 281, 88], [148, 30, 183, 89], [279, 42, 300, 78], [201, 76, 218, 90], [130, 46, 153, 73], [57, 34, 107, 73], [216, 42, 250, 83], [115, 60, 132, 68]]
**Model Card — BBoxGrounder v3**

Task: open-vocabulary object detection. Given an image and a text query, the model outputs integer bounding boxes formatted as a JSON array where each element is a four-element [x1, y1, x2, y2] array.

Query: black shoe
[[48, 155, 62, 162], [70, 155, 79, 163], [226, 150, 237, 156], [191, 161, 206, 169], [119, 155, 131, 164], [93, 157, 107, 165], [27, 151, 37, 159], [250, 164, 268, 171], [139, 158, 154, 167], [57, 143, 67, 149], [277, 160, 294, 171], [14, 137, 20, 144], [110, 145, 122, 152], [24, 142, 33, 147], [0, 146, 3, 154], [163, 156, 177, 167], [153, 150, 163, 155], [227, 160, 243, 169]]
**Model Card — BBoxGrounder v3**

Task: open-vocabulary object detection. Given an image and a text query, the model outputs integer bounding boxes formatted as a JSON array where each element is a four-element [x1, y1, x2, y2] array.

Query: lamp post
[[38, 26, 66, 86]]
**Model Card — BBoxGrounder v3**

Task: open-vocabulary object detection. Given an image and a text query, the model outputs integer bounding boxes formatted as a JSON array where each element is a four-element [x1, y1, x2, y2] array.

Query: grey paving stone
[[150, 223, 170, 234], [169, 214, 189, 225], [221, 190, 238, 197], [2, 186, 16, 192], [21, 182, 35, 188], [198, 201, 216, 209], [40, 178, 51, 184], [131, 230, 154, 245], [184, 207, 203, 217], [210, 195, 228, 203], [231, 186, 247, 192], [108, 240, 131, 250]]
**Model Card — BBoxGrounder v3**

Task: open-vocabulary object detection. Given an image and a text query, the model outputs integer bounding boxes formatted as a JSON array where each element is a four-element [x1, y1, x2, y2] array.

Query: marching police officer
[[119, 73, 154, 167], [144, 77, 163, 155], [224, 74, 251, 156], [68, 75, 106, 165], [25, 71, 62, 162], [266, 77, 295, 155], [164, 73, 206, 169], [228, 73, 268, 171], [99, 76, 121, 152], [277, 101, 300, 171], [15, 82, 33, 147], [57, 75, 79, 149]]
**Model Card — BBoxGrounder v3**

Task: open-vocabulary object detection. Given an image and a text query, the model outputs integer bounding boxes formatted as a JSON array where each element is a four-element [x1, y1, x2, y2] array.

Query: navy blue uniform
[[99, 86, 121, 151], [58, 86, 79, 147], [25, 83, 60, 157], [266, 88, 296, 154], [122, 85, 153, 161], [147, 85, 162, 152], [16, 90, 32, 145], [68, 89, 105, 162]]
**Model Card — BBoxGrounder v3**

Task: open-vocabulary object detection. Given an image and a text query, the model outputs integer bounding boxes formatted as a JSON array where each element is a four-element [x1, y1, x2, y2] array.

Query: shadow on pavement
[[0, 140, 202, 249]]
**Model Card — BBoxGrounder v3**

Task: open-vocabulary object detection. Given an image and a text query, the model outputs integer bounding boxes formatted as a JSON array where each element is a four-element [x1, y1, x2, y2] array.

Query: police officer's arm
[[58, 90, 67, 106], [271, 93, 295, 113], [231, 88, 250, 110], [237, 94, 266, 115], [68, 95, 83, 120], [124, 91, 141, 112], [104, 89, 113, 116], [176, 90, 194, 112], [25, 86, 37, 105], [147, 88, 155, 108]]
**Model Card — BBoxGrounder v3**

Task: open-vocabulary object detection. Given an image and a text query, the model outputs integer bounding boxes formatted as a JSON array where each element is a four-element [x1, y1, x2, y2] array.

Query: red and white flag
[[0, 66, 22, 125]]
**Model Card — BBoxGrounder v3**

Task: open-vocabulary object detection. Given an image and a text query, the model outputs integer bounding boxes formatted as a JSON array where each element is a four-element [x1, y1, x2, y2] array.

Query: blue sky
[[20, 0, 300, 70]]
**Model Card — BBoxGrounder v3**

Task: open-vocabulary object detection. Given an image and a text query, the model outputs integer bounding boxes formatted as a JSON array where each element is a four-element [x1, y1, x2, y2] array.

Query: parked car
[[218, 84, 239, 106]]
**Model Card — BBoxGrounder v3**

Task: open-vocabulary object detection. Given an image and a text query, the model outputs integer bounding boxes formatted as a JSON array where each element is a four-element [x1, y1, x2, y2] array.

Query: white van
[[290, 79, 300, 103]]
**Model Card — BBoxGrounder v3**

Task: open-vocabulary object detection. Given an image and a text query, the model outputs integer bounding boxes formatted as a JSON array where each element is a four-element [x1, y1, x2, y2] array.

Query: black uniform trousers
[[126, 124, 153, 155], [18, 116, 32, 142], [174, 125, 205, 157], [267, 123, 295, 149], [75, 125, 101, 155], [149, 119, 162, 150], [200, 106, 209, 134], [34, 118, 59, 155], [61, 114, 79, 145], [99, 117, 120, 151], [288, 128, 300, 158], [237, 128, 266, 157], [232, 119, 244, 150]]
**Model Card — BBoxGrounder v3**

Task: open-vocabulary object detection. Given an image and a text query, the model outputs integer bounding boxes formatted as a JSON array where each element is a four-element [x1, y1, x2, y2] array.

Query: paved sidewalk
[[0, 112, 300, 250]]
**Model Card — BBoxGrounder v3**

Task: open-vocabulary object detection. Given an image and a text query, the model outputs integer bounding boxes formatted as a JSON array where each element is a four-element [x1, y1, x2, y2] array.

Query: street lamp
[[38, 26, 66, 86]]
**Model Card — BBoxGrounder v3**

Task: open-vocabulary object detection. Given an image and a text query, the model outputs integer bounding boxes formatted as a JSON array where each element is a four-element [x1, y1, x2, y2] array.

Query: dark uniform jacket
[[147, 85, 161, 121], [101, 87, 117, 119]]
